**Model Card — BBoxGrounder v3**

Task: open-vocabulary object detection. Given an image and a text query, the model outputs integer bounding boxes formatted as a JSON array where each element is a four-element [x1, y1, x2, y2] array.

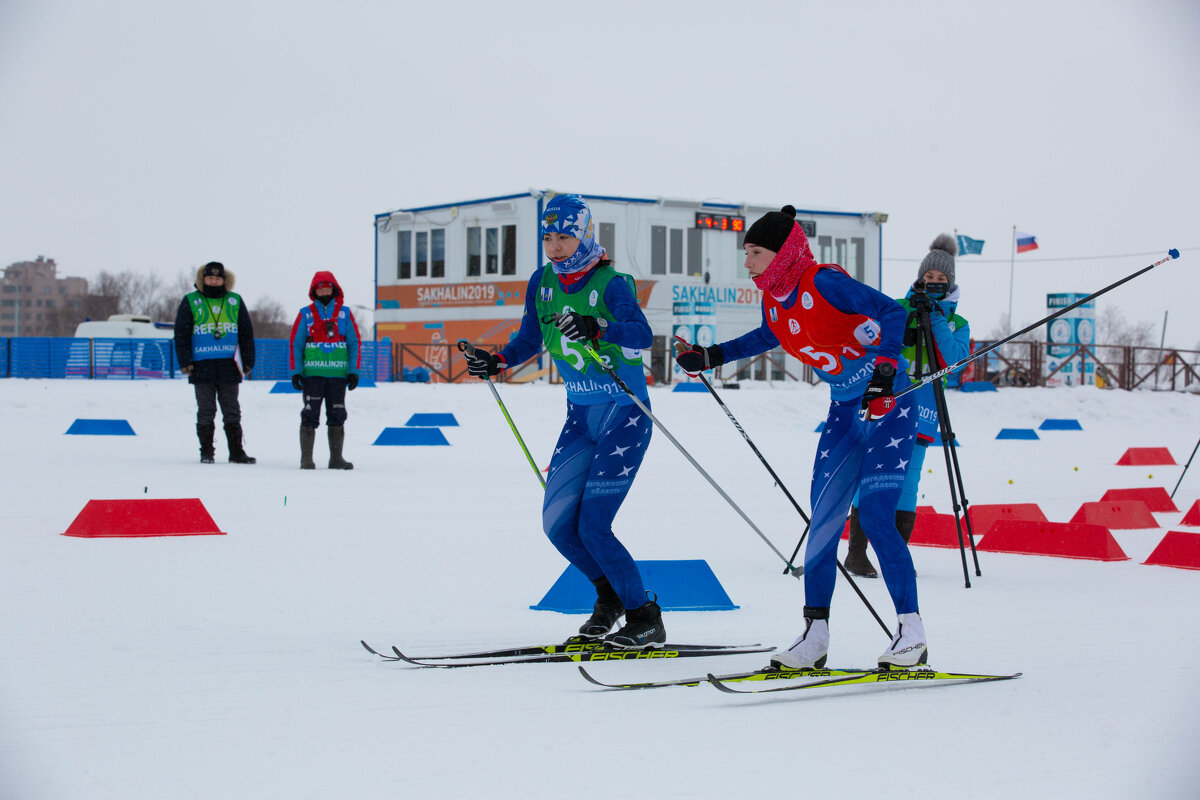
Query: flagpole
[[1008, 225, 1016, 333]]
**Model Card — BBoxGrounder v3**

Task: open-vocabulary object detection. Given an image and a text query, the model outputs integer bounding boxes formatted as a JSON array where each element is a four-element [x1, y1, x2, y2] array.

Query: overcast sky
[[2, 0, 1197, 347]]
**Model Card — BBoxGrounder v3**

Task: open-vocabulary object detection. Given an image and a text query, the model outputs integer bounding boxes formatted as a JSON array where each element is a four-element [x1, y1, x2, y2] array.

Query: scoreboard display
[[694, 212, 745, 232]]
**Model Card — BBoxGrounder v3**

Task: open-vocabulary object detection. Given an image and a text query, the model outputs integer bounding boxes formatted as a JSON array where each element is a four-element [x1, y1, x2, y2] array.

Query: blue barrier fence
[[0, 337, 393, 381]]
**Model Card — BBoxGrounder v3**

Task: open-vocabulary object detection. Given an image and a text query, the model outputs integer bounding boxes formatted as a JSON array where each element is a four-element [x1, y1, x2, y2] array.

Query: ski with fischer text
[[578, 663, 872, 690], [360, 639, 773, 667], [707, 666, 1022, 694]]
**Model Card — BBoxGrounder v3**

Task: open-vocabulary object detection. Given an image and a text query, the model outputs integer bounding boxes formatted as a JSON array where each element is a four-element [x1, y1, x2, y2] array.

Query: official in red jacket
[[289, 271, 361, 470]]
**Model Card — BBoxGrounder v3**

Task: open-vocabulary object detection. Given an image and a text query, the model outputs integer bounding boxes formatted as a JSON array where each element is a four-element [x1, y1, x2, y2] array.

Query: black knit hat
[[917, 235, 957, 287], [743, 205, 798, 252], [202, 261, 226, 279]]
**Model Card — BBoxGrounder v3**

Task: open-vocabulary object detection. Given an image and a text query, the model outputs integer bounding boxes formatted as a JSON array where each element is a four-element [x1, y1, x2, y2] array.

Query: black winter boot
[[843, 506, 878, 578], [604, 597, 666, 649], [300, 425, 316, 470], [224, 422, 256, 464], [197, 424, 216, 464], [577, 577, 624, 639], [896, 509, 918, 576], [328, 426, 353, 470]]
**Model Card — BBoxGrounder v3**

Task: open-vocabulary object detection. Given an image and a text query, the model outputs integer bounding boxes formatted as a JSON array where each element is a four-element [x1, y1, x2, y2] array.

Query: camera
[[912, 279, 948, 296]]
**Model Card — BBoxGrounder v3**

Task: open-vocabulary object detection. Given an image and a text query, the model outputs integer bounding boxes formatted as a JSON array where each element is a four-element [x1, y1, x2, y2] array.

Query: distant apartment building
[[0, 256, 90, 336]]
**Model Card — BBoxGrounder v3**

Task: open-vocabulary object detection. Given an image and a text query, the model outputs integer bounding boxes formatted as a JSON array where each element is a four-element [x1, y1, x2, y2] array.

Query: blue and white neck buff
[[541, 193, 607, 275]]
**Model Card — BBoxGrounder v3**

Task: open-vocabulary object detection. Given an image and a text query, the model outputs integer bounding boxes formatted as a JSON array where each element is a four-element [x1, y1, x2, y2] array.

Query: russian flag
[[1016, 231, 1039, 253]]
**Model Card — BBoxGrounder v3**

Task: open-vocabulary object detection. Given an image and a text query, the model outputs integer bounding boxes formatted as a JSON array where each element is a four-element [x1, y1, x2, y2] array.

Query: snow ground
[[2, 378, 1199, 799]]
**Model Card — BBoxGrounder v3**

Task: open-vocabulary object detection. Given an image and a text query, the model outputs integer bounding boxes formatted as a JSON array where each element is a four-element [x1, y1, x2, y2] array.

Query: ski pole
[[457, 340, 545, 489], [673, 338, 813, 567], [1170, 433, 1200, 500], [568, 339, 801, 578], [675, 340, 892, 637], [697, 367, 814, 574], [895, 248, 1181, 399]]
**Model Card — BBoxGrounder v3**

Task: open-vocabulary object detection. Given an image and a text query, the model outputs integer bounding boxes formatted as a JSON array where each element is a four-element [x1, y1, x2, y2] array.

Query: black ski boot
[[224, 422, 257, 464], [197, 423, 216, 464], [578, 577, 624, 639], [328, 426, 353, 469], [300, 425, 316, 470], [896, 509, 918, 575], [604, 597, 665, 649], [843, 506, 878, 578]]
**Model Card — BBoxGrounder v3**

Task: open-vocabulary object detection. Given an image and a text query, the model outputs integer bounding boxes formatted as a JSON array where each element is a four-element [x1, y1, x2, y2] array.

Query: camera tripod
[[908, 283, 982, 588]]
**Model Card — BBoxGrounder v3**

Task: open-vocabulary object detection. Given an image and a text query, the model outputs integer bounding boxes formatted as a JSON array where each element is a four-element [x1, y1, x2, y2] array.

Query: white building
[[373, 190, 887, 382]]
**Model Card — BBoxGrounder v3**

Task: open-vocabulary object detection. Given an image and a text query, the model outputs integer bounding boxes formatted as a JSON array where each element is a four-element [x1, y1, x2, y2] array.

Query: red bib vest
[[763, 264, 881, 376]]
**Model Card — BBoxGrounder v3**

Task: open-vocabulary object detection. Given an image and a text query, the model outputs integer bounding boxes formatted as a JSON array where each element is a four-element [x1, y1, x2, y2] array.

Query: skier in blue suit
[[463, 194, 663, 649]]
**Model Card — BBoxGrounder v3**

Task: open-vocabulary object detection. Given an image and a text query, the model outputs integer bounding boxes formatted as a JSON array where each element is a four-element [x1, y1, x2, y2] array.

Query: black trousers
[[195, 382, 241, 426], [301, 376, 348, 428]]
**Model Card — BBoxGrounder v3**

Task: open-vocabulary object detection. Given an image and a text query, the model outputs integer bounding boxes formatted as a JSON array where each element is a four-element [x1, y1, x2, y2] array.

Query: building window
[[485, 228, 499, 274], [467, 227, 481, 277], [817, 236, 833, 265], [431, 229, 445, 278], [651, 225, 702, 277], [687, 229, 703, 277], [416, 232, 429, 278], [850, 237, 865, 281], [651, 226, 666, 275], [502, 225, 516, 275], [397, 228, 447, 280], [599, 222, 615, 257], [398, 231, 412, 279], [669, 229, 683, 274]]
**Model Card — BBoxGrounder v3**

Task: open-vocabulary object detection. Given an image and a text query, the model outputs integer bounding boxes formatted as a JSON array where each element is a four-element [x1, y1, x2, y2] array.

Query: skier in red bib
[[675, 205, 927, 669]]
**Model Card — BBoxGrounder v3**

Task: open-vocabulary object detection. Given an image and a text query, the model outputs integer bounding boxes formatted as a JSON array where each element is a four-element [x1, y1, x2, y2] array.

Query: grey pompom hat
[[917, 234, 957, 288]]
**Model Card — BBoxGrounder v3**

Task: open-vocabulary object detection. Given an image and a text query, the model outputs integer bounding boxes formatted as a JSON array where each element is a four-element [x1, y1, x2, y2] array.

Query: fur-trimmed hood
[[193, 265, 237, 291]]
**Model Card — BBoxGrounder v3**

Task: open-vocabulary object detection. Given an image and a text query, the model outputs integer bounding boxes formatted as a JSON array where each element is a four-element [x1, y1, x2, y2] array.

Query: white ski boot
[[770, 611, 829, 670], [878, 612, 928, 668]]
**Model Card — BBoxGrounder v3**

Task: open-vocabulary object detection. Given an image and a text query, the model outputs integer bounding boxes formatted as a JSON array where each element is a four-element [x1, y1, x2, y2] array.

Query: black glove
[[291, 375, 304, 391], [347, 373, 359, 391], [910, 291, 933, 313], [859, 361, 897, 421], [555, 311, 606, 342], [674, 337, 725, 375], [465, 348, 504, 379]]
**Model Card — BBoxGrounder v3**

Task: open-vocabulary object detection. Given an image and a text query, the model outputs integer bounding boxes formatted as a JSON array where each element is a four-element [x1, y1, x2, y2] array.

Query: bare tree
[[148, 270, 197, 322], [252, 296, 293, 339], [89, 269, 176, 319], [1095, 304, 1156, 348]]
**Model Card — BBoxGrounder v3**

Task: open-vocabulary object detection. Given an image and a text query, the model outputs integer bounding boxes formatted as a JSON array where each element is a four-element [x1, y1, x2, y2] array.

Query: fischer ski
[[385, 643, 774, 668], [360, 638, 767, 663], [707, 666, 1022, 695], [578, 664, 872, 690]]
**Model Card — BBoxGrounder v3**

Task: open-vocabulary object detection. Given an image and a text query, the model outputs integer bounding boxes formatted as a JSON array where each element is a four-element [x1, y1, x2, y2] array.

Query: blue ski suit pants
[[806, 394, 920, 615], [542, 400, 653, 609]]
